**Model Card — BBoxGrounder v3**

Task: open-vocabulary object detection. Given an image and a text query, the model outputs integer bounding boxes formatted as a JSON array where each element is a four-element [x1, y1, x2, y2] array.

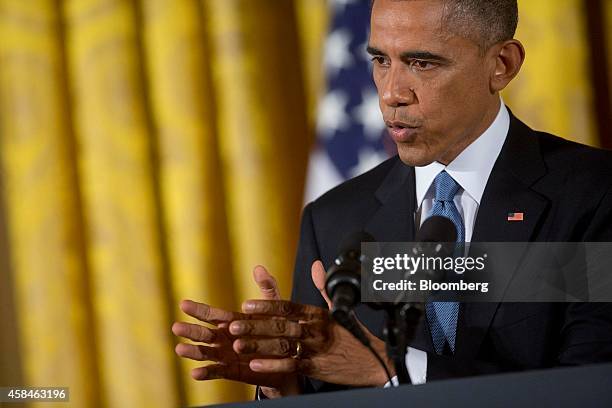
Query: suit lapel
[[456, 112, 550, 360], [471, 112, 548, 243], [364, 159, 415, 243], [360, 159, 434, 351]]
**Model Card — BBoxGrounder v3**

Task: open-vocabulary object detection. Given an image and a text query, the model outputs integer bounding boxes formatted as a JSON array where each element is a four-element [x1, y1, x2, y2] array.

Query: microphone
[[385, 216, 457, 386], [324, 231, 392, 383], [416, 215, 457, 242], [409, 215, 458, 283], [323, 221, 457, 386], [325, 231, 375, 318]]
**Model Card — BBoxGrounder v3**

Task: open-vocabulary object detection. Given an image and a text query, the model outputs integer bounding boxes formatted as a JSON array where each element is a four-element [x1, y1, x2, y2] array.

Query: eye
[[370, 56, 390, 67], [410, 60, 436, 71]]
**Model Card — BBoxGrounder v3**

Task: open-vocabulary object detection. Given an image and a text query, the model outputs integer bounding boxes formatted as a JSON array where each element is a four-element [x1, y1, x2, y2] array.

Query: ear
[[489, 39, 525, 93]]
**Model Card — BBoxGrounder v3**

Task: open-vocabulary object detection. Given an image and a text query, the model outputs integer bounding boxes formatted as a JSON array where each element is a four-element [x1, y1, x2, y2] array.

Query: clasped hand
[[172, 261, 392, 397]]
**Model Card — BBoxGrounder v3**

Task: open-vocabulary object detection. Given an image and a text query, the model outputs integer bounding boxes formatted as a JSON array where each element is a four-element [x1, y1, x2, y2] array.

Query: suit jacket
[[291, 112, 612, 391]]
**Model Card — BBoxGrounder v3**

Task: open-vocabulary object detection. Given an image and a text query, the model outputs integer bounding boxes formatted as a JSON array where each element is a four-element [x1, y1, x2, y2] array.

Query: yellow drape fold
[[62, 0, 178, 406], [139, 0, 246, 404], [203, 0, 312, 303], [295, 0, 330, 125], [0, 1, 98, 406], [503, 0, 597, 146]]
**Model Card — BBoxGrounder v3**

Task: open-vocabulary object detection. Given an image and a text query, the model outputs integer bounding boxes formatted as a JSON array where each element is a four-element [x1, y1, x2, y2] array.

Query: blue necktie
[[425, 171, 464, 354]]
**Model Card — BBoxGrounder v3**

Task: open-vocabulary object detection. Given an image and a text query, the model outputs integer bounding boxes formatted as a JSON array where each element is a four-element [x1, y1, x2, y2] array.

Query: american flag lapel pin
[[507, 212, 524, 221]]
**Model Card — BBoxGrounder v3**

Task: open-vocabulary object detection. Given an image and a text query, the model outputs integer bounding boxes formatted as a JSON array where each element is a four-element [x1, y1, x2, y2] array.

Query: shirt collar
[[415, 100, 510, 207]]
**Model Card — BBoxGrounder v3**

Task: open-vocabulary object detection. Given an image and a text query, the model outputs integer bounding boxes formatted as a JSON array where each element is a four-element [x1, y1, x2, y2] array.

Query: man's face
[[369, 0, 500, 166]]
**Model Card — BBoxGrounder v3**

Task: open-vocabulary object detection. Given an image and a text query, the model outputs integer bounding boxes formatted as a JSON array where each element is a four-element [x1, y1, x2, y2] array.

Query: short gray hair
[[442, 0, 518, 49], [371, 0, 519, 50]]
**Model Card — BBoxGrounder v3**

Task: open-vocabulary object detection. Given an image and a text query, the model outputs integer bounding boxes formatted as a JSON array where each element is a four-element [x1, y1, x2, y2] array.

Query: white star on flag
[[352, 89, 385, 140], [324, 28, 354, 77], [317, 90, 350, 139]]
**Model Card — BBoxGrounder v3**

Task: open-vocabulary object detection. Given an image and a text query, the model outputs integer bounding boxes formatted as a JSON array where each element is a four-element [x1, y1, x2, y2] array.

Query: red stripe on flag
[[508, 212, 524, 221]]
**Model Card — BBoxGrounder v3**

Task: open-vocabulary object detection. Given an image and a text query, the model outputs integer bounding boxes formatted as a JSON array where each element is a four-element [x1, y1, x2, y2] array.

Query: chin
[[396, 144, 436, 167]]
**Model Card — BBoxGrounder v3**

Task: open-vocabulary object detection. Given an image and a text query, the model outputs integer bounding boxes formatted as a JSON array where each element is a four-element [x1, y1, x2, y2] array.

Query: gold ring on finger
[[291, 340, 303, 359]]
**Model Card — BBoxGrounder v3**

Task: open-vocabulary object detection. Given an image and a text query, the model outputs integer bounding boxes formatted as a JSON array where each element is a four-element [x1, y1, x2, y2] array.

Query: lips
[[385, 120, 421, 142], [387, 126, 418, 142]]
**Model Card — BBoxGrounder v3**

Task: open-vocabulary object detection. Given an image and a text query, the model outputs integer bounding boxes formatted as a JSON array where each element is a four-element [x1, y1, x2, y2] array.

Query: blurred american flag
[[304, 0, 395, 202]]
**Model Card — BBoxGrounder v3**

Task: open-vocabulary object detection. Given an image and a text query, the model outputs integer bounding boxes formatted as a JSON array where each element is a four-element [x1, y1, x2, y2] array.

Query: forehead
[[370, 0, 452, 51]]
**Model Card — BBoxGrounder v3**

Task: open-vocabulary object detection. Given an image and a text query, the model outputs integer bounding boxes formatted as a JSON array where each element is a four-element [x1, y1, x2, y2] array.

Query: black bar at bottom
[[199, 363, 612, 408]]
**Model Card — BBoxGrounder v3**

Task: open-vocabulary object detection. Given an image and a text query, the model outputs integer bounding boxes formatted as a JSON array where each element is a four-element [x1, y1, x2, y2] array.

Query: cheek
[[418, 74, 484, 126], [414, 85, 457, 128]]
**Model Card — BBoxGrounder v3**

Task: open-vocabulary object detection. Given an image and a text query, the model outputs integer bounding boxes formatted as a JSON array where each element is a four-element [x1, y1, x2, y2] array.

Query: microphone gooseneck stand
[[326, 221, 456, 387], [382, 302, 423, 385], [379, 217, 458, 385]]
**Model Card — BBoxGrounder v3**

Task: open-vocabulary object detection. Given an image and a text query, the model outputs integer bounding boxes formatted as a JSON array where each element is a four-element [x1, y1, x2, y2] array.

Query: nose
[[380, 67, 416, 108]]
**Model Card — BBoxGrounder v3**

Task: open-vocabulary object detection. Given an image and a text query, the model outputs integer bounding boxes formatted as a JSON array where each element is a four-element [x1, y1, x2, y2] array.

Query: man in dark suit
[[172, 0, 612, 398]]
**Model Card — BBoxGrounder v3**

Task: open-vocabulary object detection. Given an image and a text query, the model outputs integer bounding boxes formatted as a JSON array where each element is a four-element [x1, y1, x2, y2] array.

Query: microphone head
[[326, 231, 375, 315], [337, 231, 376, 255], [416, 215, 457, 243]]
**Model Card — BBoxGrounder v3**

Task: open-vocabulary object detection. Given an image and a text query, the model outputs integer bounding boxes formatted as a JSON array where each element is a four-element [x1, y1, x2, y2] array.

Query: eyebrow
[[366, 46, 386, 56], [366, 46, 451, 64]]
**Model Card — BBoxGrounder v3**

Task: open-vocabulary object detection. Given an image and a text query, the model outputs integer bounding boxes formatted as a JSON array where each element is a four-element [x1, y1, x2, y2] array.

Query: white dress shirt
[[388, 99, 510, 386]]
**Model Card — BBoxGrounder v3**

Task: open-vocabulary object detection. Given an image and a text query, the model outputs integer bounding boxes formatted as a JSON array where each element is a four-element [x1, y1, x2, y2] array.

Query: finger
[[233, 338, 301, 357], [172, 322, 221, 343], [249, 358, 298, 373], [191, 364, 229, 380], [241, 300, 326, 320], [253, 265, 281, 300], [191, 363, 287, 387], [228, 319, 302, 337], [175, 343, 227, 362], [180, 299, 248, 324], [311, 260, 332, 309]]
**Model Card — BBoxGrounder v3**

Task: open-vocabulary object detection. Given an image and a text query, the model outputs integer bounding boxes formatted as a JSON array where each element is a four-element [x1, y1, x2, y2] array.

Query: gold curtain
[[0, 0, 609, 407], [502, 0, 599, 146], [0, 1, 99, 407], [0, 0, 315, 406]]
